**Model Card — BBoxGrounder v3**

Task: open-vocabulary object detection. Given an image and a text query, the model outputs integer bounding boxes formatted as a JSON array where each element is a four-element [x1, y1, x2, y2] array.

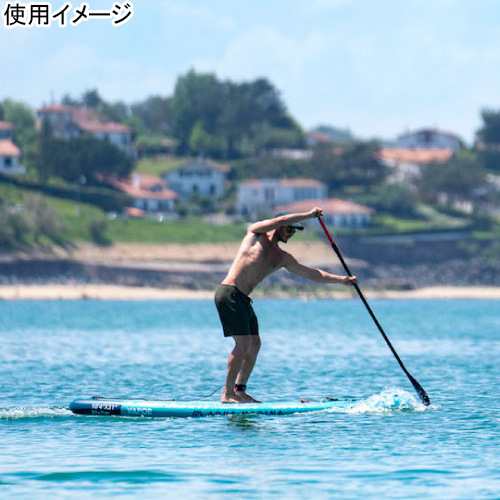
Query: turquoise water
[[0, 299, 499, 498]]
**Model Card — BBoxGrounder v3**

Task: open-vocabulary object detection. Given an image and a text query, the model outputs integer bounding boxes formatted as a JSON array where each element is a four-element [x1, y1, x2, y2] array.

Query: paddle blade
[[409, 374, 431, 406]]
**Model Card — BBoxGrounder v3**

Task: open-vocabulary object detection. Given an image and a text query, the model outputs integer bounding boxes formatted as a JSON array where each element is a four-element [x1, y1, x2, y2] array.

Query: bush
[[0, 172, 129, 212], [89, 219, 112, 246], [0, 195, 67, 249], [0, 197, 29, 249], [24, 195, 66, 244], [361, 184, 419, 217], [471, 213, 494, 231]]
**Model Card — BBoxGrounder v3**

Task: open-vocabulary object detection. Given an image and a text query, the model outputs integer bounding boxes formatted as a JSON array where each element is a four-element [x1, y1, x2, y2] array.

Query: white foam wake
[[332, 388, 430, 414], [0, 406, 73, 420]]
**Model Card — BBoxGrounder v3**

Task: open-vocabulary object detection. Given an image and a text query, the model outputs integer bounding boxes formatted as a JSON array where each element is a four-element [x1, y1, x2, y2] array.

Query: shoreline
[[1, 284, 500, 300]]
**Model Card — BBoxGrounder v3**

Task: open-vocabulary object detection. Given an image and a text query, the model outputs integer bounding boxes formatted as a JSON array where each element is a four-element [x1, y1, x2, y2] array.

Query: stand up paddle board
[[69, 397, 352, 418]]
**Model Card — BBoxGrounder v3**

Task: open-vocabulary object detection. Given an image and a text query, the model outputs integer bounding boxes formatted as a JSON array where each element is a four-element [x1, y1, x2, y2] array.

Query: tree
[[312, 141, 388, 191], [418, 151, 488, 207], [217, 78, 303, 156], [313, 125, 355, 143], [82, 89, 103, 108], [476, 109, 500, 144], [476, 108, 500, 172], [131, 95, 172, 134], [170, 70, 226, 152], [37, 118, 55, 182], [189, 120, 227, 157], [251, 123, 304, 151], [169, 70, 303, 158], [46, 136, 134, 183], [61, 93, 79, 106], [99, 100, 129, 123], [1, 98, 38, 169]]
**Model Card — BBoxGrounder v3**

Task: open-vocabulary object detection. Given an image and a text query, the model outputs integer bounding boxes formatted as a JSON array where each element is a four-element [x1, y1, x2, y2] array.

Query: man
[[214, 207, 357, 404]]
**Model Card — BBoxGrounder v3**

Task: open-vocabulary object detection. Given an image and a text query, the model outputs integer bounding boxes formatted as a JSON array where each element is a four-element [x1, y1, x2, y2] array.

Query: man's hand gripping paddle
[[317, 215, 431, 406]]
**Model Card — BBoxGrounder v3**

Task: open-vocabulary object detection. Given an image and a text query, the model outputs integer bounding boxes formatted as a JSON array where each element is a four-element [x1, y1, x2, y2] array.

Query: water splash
[[0, 406, 72, 420], [331, 388, 431, 414]]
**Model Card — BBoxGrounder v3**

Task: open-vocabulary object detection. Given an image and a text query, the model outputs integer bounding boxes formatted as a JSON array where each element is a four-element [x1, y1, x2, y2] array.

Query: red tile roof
[[38, 104, 72, 113], [0, 140, 20, 157], [378, 148, 453, 165], [39, 105, 130, 134], [0, 121, 14, 131], [77, 119, 130, 134], [109, 174, 177, 201], [276, 198, 373, 215], [125, 207, 145, 218]]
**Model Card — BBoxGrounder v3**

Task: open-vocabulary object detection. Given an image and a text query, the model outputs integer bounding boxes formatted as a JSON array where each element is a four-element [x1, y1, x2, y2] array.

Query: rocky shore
[[0, 235, 499, 297]]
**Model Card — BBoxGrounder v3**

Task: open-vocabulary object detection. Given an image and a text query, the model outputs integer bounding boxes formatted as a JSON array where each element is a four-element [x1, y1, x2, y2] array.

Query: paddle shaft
[[317, 216, 430, 406]]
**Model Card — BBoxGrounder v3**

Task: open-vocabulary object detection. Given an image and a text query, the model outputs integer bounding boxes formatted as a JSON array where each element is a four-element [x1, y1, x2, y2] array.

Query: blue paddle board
[[69, 397, 352, 418]]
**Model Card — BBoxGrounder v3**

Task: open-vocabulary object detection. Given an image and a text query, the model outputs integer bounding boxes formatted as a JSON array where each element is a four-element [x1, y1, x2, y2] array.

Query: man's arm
[[283, 253, 356, 285], [248, 208, 323, 234]]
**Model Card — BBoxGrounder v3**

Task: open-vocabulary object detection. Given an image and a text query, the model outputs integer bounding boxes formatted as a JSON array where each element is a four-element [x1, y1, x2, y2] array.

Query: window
[[209, 184, 216, 195], [4, 157, 12, 167]]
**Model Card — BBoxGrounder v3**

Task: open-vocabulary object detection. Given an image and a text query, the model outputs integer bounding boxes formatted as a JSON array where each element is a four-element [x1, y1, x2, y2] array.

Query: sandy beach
[[2, 242, 499, 300], [1, 284, 500, 300], [54, 241, 347, 267]]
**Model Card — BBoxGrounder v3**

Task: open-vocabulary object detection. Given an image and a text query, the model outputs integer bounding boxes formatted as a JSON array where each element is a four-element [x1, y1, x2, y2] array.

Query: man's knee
[[233, 336, 252, 357], [250, 336, 261, 355], [233, 335, 260, 357]]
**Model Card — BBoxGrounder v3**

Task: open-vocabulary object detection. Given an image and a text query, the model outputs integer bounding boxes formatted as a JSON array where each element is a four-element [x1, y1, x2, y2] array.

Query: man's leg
[[235, 335, 261, 403], [221, 336, 252, 403]]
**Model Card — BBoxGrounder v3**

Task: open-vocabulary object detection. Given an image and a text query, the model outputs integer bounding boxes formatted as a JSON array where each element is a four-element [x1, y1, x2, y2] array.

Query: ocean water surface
[[0, 299, 499, 498]]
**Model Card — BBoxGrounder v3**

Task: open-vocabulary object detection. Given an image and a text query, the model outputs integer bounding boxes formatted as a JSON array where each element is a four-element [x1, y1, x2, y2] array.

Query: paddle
[[317, 215, 431, 406]]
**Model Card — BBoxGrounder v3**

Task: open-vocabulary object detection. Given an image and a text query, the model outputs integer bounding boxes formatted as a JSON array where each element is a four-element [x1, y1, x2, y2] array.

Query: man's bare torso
[[221, 231, 286, 295]]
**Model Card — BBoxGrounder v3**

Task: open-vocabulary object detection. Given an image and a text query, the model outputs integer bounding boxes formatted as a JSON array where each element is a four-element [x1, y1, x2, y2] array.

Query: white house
[[0, 140, 24, 175], [236, 178, 328, 217], [378, 147, 454, 184], [270, 148, 313, 161], [164, 158, 229, 199], [396, 128, 463, 151], [37, 105, 134, 156], [275, 198, 373, 229], [109, 174, 177, 214], [0, 121, 25, 175]]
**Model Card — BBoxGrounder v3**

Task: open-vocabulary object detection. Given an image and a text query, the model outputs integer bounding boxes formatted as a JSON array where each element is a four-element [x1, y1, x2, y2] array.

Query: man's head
[[277, 224, 304, 243]]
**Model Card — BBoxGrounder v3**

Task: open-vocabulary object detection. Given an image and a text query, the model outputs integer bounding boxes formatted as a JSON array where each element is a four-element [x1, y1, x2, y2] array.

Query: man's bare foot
[[234, 390, 261, 403], [220, 391, 246, 404]]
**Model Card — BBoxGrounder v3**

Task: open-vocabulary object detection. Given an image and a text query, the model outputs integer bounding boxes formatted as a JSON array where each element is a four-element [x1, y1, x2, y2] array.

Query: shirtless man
[[214, 208, 357, 403]]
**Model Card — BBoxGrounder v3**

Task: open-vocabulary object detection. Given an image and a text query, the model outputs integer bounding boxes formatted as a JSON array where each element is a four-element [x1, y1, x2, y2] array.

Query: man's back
[[222, 231, 286, 295]]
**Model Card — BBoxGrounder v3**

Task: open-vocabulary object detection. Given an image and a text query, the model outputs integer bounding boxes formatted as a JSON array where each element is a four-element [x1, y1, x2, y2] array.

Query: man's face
[[277, 225, 296, 243]]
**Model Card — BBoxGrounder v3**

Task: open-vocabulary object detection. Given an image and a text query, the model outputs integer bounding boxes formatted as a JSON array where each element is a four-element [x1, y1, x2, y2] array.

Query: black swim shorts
[[214, 284, 259, 337]]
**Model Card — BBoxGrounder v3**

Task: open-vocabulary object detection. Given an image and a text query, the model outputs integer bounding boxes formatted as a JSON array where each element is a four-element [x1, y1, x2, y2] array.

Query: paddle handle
[[317, 216, 430, 406]]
